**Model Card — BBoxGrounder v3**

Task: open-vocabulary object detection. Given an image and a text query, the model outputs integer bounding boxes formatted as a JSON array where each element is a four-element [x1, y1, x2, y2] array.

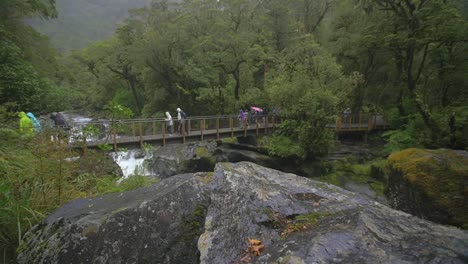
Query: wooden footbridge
[[67, 113, 388, 149]]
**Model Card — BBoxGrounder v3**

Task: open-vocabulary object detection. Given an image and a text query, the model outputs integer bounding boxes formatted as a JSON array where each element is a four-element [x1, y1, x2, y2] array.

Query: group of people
[[238, 107, 273, 128], [18, 111, 69, 140], [18, 112, 41, 137], [164, 107, 187, 135]]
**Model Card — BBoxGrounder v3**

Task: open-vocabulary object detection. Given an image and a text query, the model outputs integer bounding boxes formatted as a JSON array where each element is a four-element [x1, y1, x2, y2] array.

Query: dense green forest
[[8, 0, 466, 152], [1, 0, 467, 261]]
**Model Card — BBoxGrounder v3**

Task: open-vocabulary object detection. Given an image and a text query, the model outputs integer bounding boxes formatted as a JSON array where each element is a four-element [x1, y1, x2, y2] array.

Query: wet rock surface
[[18, 162, 467, 264], [145, 140, 280, 179], [17, 172, 212, 264], [145, 141, 218, 178]]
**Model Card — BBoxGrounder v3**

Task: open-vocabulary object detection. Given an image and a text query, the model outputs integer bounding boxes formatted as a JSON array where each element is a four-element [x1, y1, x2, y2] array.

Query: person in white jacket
[[176, 107, 186, 134], [165, 111, 173, 134]]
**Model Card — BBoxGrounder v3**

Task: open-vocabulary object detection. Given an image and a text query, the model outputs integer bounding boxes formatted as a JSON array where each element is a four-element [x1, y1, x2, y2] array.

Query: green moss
[[316, 158, 387, 195], [182, 205, 207, 242], [264, 208, 287, 229], [195, 146, 210, 158], [318, 172, 342, 186], [388, 148, 468, 228], [281, 212, 335, 237], [222, 137, 238, 144], [199, 172, 214, 183]]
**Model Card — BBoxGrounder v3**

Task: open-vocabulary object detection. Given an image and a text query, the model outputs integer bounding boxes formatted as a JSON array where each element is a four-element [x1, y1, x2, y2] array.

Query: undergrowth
[[0, 129, 156, 262]]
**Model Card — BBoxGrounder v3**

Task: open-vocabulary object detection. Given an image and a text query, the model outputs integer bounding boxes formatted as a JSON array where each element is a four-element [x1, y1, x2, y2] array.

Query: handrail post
[[201, 119, 205, 141], [132, 122, 136, 138], [162, 122, 166, 146], [182, 121, 186, 144], [188, 119, 191, 135], [256, 119, 259, 138], [216, 118, 220, 140], [152, 121, 156, 136], [244, 120, 247, 138], [230, 117, 234, 137], [264, 115, 268, 134], [113, 127, 117, 152], [139, 122, 143, 148], [358, 112, 362, 130]]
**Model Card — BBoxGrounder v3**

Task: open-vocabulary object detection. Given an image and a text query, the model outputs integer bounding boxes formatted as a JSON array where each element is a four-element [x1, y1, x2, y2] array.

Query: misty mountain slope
[[28, 0, 152, 53]]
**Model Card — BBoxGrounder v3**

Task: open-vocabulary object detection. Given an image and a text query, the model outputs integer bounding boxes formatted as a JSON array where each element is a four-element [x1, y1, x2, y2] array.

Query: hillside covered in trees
[[27, 0, 154, 52]]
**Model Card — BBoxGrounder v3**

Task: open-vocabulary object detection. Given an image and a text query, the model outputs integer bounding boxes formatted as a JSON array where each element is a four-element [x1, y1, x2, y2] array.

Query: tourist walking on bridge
[[50, 112, 70, 142], [238, 109, 247, 128], [165, 111, 173, 135], [343, 108, 352, 126], [176, 107, 186, 135]]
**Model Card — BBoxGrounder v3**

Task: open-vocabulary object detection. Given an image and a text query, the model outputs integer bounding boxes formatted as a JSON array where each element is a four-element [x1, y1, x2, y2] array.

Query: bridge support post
[[216, 118, 219, 140], [358, 113, 362, 130], [201, 119, 204, 141], [264, 116, 267, 134], [256, 120, 259, 138], [230, 117, 234, 138], [182, 122, 186, 144], [188, 119, 191, 135], [113, 128, 117, 152], [162, 122, 166, 146], [244, 122, 247, 138], [139, 123, 143, 148]]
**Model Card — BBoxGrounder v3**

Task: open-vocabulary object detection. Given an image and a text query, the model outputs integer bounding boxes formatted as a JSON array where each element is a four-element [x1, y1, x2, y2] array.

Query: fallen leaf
[[249, 239, 262, 246], [251, 245, 265, 252]]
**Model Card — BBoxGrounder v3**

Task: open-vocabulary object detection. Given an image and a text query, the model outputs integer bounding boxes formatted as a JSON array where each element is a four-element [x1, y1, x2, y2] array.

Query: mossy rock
[[386, 148, 468, 229]]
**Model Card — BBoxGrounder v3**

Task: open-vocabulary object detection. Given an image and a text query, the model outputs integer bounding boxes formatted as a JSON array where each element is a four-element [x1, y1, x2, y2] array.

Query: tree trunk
[[233, 69, 240, 100]]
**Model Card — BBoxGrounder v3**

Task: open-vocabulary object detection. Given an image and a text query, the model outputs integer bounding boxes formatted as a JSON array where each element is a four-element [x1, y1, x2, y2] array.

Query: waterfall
[[112, 150, 152, 178]]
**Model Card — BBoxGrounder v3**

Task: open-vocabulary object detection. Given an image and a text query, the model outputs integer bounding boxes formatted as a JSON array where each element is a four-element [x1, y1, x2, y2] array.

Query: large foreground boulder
[[386, 148, 468, 229], [18, 162, 467, 263]]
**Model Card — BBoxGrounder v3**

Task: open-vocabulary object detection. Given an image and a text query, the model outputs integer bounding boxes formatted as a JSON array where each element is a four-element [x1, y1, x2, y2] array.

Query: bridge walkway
[[67, 113, 388, 149]]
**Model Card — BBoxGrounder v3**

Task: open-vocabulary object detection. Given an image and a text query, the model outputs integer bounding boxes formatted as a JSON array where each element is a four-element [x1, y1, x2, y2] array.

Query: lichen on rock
[[386, 148, 468, 229]]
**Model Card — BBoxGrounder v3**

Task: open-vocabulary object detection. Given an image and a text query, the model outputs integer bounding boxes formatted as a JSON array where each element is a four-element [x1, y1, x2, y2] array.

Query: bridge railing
[[335, 113, 388, 131], [69, 114, 275, 147], [66, 112, 386, 147]]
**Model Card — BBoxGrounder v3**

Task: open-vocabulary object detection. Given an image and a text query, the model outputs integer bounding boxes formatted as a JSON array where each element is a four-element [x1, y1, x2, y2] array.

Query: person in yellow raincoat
[[18, 111, 34, 137]]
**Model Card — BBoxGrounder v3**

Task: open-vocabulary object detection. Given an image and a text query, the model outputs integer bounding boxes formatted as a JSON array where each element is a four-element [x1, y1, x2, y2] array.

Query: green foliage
[[318, 158, 387, 195], [260, 135, 304, 158], [105, 101, 134, 120], [0, 135, 155, 261]]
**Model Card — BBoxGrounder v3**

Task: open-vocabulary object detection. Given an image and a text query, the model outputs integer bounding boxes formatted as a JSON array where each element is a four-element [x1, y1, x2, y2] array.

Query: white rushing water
[[59, 113, 154, 179], [112, 150, 152, 178]]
